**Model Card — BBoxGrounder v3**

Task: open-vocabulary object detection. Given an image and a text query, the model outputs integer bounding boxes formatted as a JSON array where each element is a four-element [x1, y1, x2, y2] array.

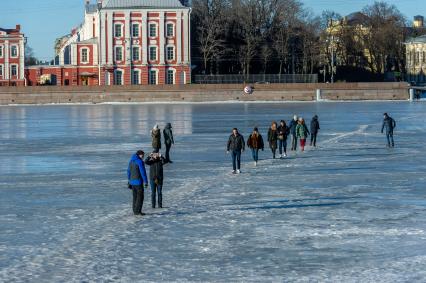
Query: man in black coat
[[227, 128, 245, 174], [163, 123, 174, 163], [381, 113, 396, 147], [145, 152, 166, 208], [310, 115, 320, 147]]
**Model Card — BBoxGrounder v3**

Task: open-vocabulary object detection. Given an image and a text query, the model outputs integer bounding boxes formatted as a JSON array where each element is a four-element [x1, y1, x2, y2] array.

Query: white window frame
[[0, 45, 3, 58], [114, 69, 124, 85], [166, 45, 174, 61], [166, 68, 175, 85], [0, 64, 3, 77], [80, 48, 89, 64], [10, 64, 18, 77], [10, 45, 19, 58], [132, 69, 140, 85], [149, 46, 157, 61], [149, 69, 158, 85], [114, 23, 123, 38], [132, 23, 140, 38], [115, 46, 123, 62], [166, 22, 174, 37], [132, 46, 140, 61], [149, 22, 157, 37]]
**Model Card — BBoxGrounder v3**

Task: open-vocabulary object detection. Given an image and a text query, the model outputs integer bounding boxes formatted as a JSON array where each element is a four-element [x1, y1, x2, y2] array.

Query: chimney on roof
[[15, 24, 21, 31]]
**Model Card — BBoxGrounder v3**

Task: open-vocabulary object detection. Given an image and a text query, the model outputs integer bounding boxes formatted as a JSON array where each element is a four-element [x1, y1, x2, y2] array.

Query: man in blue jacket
[[381, 113, 396, 147], [127, 150, 148, 215]]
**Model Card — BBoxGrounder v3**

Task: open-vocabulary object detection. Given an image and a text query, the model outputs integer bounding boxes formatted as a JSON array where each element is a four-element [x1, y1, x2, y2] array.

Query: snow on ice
[[1, 102, 426, 282]]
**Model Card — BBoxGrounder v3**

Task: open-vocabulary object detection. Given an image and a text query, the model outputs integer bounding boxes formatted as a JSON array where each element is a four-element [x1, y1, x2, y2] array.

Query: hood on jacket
[[130, 153, 141, 162], [312, 115, 318, 120], [165, 123, 172, 129]]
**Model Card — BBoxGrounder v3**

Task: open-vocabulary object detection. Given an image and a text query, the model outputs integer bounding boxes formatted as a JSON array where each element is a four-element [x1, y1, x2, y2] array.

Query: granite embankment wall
[[0, 83, 409, 105]]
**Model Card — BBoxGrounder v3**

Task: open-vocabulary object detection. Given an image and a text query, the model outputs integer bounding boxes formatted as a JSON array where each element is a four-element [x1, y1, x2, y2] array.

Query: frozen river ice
[[1, 101, 426, 282]]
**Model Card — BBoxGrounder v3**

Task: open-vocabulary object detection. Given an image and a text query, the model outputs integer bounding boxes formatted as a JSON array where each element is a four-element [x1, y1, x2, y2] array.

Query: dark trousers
[[165, 143, 172, 161], [231, 150, 241, 171], [251, 148, 259, 162], [291, 135, 297, 150], [278, 139, 287, 154], [386, 132, 394, 147], [132, 185, 144, 215], [150, 178, 163, 208], [310, 133, 318, 146]]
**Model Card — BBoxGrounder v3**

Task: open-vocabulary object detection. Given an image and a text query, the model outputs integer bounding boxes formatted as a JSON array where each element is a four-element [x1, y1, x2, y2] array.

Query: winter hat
[[383, 113, 388, 117], [254, 127, 258, 132], [298, 117, 303, 122], [293, 115, 298, 121], [136, 150, 145, 156], [166, 123, 172, 128], [153, 124, 159, 130]]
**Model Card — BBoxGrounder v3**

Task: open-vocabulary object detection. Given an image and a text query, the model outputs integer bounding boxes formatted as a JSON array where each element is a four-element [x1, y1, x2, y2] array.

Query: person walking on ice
[[296, 117, 310, 152], [247, 127, 264, 166], [151, 124, 161, 153], [289, 115, 298, 151], [381, 112, 396, 147], [277, 120, 289, 158], [163, 123, 174, 163], [310, 115, 320, 147], [145, 152, 166, 208], [227, 128, 245, 174], [127, 150, 148, 216], [267, 121, 278, 159]]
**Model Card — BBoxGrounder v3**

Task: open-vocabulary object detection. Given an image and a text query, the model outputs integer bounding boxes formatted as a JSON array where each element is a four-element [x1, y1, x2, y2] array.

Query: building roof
[[102, 0, 185, 9], [406, 35, 426, 44]]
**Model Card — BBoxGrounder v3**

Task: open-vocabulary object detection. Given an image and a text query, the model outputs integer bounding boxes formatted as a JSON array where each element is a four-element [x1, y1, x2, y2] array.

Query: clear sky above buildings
[[0, 0, 425, 61]]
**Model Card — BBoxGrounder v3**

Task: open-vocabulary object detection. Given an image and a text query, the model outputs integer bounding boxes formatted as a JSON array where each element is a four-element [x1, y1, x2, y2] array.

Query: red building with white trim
[[26, 0, 191, 86], [0, 25, 25, 86]]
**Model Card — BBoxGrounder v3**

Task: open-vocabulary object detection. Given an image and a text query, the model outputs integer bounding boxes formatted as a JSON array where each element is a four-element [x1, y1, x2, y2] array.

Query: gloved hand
[[127, 182, 132, 189]]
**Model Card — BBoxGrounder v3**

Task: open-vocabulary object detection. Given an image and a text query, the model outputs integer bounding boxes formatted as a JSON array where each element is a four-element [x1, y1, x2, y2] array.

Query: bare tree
[[192, 0, 228, 74]]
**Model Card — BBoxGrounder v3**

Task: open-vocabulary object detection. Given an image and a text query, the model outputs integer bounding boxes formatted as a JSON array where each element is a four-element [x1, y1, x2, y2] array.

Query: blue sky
[[0, 0, 425, 60]]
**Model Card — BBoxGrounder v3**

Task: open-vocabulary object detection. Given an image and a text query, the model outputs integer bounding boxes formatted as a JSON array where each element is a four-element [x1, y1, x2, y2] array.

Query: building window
[[114, 24, 122, 37], [149, 46, 157, 61], [132, 23, 140, 37], [415, 51, 420, 65], [81, 48, 89, 63], [11, 45, 18, 57], [132, 47, 140, 61], [423, 51, 426, 64], [115, 46, 123, 61], [132, 70, 140, 85], [166, 69, 174, 84], [149, 23, 157, 37], [166, 46, 174, 61], [0, 65, 3, 76], [115, 70, 123, 85], [0, 46, 3, 58], [166, 23, 174, 37], [149, 70, 157, 85], [11, 65, 17, 77]]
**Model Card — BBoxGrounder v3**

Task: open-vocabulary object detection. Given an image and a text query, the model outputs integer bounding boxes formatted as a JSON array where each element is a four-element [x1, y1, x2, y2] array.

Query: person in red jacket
[[247, 127, 264, 166]]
